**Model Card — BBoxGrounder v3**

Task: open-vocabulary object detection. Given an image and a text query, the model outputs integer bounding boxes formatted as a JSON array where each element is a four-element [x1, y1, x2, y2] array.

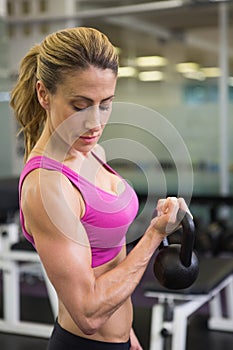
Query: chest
[[91, 165, 125, 195], [67, 155, 124, 195]]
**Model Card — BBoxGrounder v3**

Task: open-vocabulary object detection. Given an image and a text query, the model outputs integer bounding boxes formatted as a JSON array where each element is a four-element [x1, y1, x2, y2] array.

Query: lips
[[80, 135, 98, 140], [79, 135, 99, 143]]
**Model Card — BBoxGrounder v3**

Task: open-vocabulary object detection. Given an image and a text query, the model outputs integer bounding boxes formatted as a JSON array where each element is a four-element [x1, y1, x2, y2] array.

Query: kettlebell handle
[[177, 209, 195, 267], [161, 209, 195, 268]]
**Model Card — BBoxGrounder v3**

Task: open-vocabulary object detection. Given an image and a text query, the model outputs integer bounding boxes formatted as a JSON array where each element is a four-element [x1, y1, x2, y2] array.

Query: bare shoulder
[[21, 168, 77, 212], [21, 168, 85, 242]]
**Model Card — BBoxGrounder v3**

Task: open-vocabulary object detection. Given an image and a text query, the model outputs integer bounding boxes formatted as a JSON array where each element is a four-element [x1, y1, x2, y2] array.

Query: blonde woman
[[11, 27, 190, 350]]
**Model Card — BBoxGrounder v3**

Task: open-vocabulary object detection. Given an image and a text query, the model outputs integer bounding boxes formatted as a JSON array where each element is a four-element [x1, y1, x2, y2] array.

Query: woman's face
[[38, 66, 117, 154]]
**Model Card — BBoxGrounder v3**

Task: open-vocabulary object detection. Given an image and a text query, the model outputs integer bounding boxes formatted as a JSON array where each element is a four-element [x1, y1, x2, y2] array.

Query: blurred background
[[0, 0, 233, 197], [0, 2, 233, 350]]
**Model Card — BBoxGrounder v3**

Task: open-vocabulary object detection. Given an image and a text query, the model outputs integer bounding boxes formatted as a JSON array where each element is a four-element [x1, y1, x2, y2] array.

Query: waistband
[[51, 320, 131, 350]]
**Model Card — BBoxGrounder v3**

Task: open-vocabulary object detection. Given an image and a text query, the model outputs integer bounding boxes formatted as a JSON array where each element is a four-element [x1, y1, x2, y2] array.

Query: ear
[[36, 80, 50, 110]]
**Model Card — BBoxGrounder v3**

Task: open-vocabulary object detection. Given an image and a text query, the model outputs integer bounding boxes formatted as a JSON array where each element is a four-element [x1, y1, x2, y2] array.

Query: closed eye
[[73, 106, 88, 112], [99, 99, 113, 111], [99, 104, 111, 111], [74, 105, 110, 112]]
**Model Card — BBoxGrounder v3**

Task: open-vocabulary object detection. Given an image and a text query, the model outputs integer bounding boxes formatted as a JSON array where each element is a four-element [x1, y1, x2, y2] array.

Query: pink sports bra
[[19, 154, 139, 267]]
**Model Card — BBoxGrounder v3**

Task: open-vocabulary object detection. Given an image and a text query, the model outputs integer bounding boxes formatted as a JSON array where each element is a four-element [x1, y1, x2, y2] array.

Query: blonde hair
[[10, 27, 118, 161]]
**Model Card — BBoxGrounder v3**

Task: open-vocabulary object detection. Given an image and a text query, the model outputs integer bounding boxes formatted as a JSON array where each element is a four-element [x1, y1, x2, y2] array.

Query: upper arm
[[21, 169, 96, 327]]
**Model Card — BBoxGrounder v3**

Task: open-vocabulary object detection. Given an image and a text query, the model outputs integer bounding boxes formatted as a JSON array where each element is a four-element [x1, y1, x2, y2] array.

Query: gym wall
[[0, 2, 233, 197]]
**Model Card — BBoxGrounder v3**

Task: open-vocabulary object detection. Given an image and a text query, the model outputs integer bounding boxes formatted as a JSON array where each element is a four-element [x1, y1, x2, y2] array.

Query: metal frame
[[0, 223, 56, 338], [145, 274, 233, 350]]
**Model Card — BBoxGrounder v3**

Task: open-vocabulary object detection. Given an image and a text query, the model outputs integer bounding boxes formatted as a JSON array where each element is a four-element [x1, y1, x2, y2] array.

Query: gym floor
[[0, 258, 232, 350]]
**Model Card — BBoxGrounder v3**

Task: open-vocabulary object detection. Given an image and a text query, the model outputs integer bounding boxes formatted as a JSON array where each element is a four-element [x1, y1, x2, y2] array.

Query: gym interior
[[0, 1, 233, 349]]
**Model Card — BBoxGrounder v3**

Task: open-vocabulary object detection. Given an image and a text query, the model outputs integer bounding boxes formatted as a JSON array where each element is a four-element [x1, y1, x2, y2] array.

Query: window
[[22, 0, 30, 15], [39, 0, 48, 13], [7, 1, 14, 16]]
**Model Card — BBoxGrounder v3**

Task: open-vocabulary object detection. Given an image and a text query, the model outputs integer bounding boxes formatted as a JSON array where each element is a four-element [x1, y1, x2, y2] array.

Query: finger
[[178, 197, 193, 219], [164, 197, 179, 223], [163, 197, 180, 234], [156, 198, 166, 216], [157, 197, 178, 218]]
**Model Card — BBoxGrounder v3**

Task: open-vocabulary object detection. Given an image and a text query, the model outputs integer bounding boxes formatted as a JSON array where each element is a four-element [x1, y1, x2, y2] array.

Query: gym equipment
[[154, 209, 199, 290], [145, 257, 233, 350], [196, 220, 225, 255], [219, 229, 233, 254], [0, 177, 19, 224], [194, 218, 233, 256], [0, 177, 57, 337], [0, 222, 57, 337]]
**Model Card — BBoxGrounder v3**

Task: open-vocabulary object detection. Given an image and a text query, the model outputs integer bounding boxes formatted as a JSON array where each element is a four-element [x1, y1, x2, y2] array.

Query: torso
[[23, 147, 134, 342]]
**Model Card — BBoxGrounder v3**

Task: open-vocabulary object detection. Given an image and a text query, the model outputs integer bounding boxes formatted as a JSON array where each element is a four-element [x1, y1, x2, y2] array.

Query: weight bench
[[144, 257, 233, 350], [0, 177, 58, 337], [0, 223, 57, 338]]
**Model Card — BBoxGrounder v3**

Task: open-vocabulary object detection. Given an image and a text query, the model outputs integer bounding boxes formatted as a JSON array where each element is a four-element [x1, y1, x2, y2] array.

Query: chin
[[72, 141, 97, 154]]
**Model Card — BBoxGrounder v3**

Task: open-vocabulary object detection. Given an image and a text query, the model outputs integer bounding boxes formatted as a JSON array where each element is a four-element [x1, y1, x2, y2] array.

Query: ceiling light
[[176, 62, 200, 74], [183, 71, 205, 81], [118, 66, 137, 78], [138, 71, 164, 82], [201, 67, 221, 78], [136, 56, 168, 67]]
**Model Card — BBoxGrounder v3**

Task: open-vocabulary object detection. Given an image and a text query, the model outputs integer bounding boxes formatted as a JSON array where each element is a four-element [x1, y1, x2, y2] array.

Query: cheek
[[49, 104, 111, 147], [99, 107, 112, 126], [51, 111, 87, 146], [49, 103, 73, 129]]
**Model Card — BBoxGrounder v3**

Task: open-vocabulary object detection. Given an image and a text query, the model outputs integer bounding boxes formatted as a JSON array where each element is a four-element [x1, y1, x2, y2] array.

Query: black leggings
[[47, 320, 131, 350]]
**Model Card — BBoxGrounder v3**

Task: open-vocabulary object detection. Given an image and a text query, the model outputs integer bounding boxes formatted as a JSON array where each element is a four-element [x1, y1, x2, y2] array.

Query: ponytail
[[10, 45, 47, 162]]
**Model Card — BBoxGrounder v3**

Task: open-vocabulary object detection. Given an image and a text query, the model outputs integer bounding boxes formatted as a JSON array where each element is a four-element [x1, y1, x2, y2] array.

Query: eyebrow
[[71, 95, 115, 103]]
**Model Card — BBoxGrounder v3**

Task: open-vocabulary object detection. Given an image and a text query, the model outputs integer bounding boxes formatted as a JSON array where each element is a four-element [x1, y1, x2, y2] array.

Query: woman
[[11, 27, 190, 350]]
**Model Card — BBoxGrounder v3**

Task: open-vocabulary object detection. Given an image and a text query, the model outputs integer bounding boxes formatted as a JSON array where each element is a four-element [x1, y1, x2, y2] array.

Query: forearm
[[69, 197, 183, 334]]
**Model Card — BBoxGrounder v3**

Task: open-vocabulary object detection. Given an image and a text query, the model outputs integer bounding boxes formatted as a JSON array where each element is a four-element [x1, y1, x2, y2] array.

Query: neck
[[31, 120, 73, 162], [31, 121, 93, 163]]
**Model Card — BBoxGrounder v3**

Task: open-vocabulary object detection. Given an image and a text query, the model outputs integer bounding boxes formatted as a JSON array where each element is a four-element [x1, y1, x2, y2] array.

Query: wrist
[[145, 225, 165, 244]]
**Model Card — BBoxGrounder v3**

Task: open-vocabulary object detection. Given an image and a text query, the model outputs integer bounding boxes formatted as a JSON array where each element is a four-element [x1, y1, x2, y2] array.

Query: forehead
[[58, 66, 117, 98]]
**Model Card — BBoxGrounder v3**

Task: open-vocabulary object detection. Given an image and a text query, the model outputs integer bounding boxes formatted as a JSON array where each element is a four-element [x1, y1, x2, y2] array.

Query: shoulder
[[21, 168, 75, 205], [21, 168, 83, 236]]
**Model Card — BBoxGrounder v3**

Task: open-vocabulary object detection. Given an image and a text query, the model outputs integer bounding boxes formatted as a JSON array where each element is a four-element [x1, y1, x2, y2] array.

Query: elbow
[[76, 315, 103, 336], [69, 298, 108, 335], [80, 326, 97, 336]]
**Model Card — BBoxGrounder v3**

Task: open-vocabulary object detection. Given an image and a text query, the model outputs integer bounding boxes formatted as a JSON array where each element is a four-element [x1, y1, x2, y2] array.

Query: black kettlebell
[[154, 209, 199, 290]]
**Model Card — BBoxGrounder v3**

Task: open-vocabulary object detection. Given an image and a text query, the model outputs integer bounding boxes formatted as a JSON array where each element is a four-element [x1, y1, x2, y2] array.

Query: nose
[[84, 105, 102, 132]]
